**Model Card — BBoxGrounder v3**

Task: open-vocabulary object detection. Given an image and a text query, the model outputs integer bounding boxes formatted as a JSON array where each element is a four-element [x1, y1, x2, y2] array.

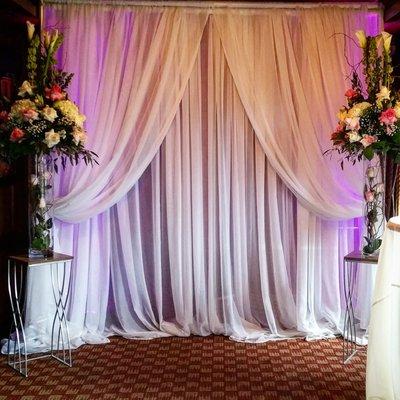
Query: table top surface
[[388, 216, 400, 232], [344, 250, 379, 264], [8, 252, 73, 267]]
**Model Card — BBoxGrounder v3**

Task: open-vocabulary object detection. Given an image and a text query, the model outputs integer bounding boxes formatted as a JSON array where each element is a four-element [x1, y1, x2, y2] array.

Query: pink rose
[[10, 127, 25, 142], [379, 108, 397, 125], [360, 134, 377, 148], [22, 108, 38, 121], [345, 88, 358, 100], [45, 84, 65, 101], [335, 124, 344, 133], [364, 190, 375, 203]]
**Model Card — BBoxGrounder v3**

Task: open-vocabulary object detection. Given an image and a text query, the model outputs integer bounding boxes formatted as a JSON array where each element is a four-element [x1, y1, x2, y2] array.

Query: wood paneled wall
[[0, 0, 38, 337]]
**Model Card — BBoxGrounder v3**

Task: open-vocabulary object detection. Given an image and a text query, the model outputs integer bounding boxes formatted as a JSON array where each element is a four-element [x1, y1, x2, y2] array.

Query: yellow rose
[[54, 99, 79, 119], [347, 102, 371, 118], [18, 81, 34, 97]]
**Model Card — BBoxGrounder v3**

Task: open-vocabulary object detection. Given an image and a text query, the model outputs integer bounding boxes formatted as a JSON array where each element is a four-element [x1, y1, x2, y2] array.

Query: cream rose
[[348, 131, 361, 143], [41, 106, 58, 122], [72, 127, 87, 145], [18, 80, 34, 97], [44, 129, 61, 148]]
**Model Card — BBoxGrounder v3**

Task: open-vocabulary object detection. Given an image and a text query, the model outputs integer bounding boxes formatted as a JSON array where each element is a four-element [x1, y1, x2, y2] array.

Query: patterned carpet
[[0, 336, 366, 399]]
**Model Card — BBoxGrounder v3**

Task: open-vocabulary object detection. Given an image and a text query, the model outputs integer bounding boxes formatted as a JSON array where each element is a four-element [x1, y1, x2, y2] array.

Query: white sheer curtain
[[51, 4, 209, 222], [213, 8, 381, 219], [8, 2, 381, 351]]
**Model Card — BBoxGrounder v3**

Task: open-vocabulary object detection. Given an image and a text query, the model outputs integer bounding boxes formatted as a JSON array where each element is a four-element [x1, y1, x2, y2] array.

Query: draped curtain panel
[[14, 2, 382, 350]]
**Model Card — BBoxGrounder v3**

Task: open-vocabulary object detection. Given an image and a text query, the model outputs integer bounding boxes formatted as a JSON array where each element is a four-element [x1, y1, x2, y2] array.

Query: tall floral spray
[[0, 22, 97, 256], [327, 30, 398, 254]]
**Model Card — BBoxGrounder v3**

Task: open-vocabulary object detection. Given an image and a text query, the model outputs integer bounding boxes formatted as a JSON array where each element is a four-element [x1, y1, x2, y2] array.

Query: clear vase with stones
[[28, 153, 54, 258]]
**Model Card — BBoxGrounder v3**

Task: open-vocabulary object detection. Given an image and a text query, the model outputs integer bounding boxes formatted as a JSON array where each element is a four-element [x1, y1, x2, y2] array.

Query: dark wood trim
[[9, 0, 38, 17]]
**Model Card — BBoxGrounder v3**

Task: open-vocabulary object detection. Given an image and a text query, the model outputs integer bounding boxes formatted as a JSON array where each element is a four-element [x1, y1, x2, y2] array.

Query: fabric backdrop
[[10, 2, 382, 351]]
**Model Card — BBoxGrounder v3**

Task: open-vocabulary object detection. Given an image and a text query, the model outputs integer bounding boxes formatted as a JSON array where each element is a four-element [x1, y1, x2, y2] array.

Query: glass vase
[[362, 154, 386, 255], [28, 153, 54, 258]]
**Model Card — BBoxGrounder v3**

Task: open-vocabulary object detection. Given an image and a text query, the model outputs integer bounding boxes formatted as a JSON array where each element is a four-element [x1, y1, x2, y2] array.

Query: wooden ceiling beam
[[8, 0, 38, 17], [384, 2, 400, 23]]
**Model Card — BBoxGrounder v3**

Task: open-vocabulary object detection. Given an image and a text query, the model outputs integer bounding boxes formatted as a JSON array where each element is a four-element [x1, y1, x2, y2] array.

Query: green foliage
[[363, 146, 374, 160], [27, 36, 40, 84], [363, 237, 382, 255]]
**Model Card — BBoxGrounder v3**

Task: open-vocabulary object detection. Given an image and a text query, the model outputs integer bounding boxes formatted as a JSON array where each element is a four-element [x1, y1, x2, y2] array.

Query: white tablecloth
[[366, 216, 400, 400]]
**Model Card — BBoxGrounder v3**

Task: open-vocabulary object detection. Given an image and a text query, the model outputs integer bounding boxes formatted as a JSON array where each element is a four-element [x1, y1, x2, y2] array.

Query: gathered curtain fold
[[213, 8, 381, 220], [51, 4, 381, 224], [51, 5, 209, 222]]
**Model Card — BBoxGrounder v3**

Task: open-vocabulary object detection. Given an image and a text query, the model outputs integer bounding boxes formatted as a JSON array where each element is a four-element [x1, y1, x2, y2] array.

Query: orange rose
[[45, 84, 65, 101], [10, 128, 25, 142]]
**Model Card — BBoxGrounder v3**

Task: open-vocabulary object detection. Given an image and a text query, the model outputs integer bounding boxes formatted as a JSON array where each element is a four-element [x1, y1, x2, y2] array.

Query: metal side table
[[342, 250, 378, 364], [6, 252, 73, 377]]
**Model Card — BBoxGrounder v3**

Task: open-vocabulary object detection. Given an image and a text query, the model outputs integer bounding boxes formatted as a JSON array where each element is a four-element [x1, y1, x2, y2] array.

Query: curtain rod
[[43, 1, 382, 11]]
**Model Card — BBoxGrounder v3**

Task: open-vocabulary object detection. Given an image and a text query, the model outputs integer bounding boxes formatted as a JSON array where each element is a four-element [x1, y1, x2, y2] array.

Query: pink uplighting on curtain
[[9, 2, 382, 352]]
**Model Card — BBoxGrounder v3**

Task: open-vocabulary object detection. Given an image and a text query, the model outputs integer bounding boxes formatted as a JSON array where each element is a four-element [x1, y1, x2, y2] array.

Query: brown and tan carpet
[[0, 336, 366, 399]]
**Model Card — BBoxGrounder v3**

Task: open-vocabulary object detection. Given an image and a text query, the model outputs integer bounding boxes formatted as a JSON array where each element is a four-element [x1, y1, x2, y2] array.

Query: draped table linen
[[366, 217, 400, 400]]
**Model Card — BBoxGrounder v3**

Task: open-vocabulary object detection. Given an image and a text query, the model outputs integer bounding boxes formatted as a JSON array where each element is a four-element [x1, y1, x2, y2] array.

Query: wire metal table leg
[[343, 260, 357, 364], [50, 262, 72, 367], [7, 260, 28, 377]]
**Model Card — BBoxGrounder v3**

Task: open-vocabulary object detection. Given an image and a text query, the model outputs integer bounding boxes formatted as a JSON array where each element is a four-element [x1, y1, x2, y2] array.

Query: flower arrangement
[[0, 22, 97, 256], [328, 30, 398, 165], [327, 30, 397, 254], [0, 22, 97, 170]]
